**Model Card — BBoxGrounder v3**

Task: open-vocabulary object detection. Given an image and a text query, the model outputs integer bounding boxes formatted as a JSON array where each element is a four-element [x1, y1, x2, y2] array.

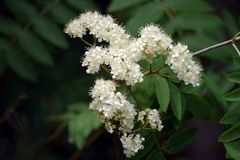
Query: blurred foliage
[[0, 0, 240, 159]]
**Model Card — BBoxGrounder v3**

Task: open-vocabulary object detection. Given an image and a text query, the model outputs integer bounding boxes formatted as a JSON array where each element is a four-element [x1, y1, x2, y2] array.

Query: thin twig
[[0, 92, 27, 126], [192, 36, 240, 56]]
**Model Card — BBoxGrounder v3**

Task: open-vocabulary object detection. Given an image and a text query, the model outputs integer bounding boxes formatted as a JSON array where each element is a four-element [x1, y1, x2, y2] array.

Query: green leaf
[[163, 0, 212, 13], [108, 0, 146, 12], [220, 107, 240, 124], [225, 88, 240, 101], [51, 3, 76, 25], [132, 76, 156, 107], [67, 103, 101, 149], [16, 29, 53, 65], [163, 127, 197, 154], [224, 142, 240, 160], [175, 14, 222, 31], [203, 73, 228, 108], [5, 0, 37, 21], [155, 77, 170, 112], [145, 149, 165, 160], [219, 122, 240, 142], [226, 72, 240, 84], [0, 17, 19, 36], [152, 55, 164, 72], [66, 0, 98, 11], [169, 83, 182, 120], [33, 17, 68, 49], [6, 48, 37, 81], [126, 1, 164, 35], [185, 94, 212, 121]]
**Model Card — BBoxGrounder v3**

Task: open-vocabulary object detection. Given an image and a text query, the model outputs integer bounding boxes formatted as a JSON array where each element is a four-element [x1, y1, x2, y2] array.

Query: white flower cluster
[[65, 11, 203, 158], [120, 133, 145, 158], [138, 109, 164, 131], [65, 11, 202, 86], [90, 79, 144, 157], [90, 79, 136, 133], [166, 43, 202, 86]]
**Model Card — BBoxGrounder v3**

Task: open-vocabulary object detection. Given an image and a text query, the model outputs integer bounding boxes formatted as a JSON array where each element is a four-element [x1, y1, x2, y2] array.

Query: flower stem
[[192, 35, 240, 56]]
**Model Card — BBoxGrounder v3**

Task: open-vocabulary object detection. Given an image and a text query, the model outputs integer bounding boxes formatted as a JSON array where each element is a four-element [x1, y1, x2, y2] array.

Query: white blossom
[[120, 133, 145, 158], [139, 24, 173, 62], [89, 79, 137, 133], [65, 11, 130, 46], [166, 43, 202, 86], [82, 46, 108, 74], [138, 109, 164, 131]]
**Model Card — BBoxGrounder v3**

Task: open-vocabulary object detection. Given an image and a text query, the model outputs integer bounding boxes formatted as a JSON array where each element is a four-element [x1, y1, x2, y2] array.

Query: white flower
[[138, 109, 164, 131], [89, 79, 137, 133], [139, 24, 173, 62], [120, 133, 145, 158], [82, 46, 108, 74], [166, 43, 202, 86], [65, 11, 130, 46]]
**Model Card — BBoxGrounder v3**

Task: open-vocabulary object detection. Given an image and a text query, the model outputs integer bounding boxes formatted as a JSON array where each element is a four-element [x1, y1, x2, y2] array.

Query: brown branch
[[0, 92, 27, 126], [192, 36, 240, 56]]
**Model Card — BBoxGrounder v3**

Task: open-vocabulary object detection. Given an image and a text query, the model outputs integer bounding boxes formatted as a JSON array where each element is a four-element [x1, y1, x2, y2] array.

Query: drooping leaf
[[225, 88, 240, 101], [155, 77, 170, 112], [51, 3, 76, 25], [185, 94, 212, 121], [126, 1, 164, 35], [66, 0, 98, 11], [6, 47, 37, 81], [169, 83, 182, 120], [33, 17, 68, 49], [16, 29, 54, 65], [219, 122, 240, 142], [180, 84, 201, 94], [162, 127, 197, 154], [220, 106, 240, 124], [224, 142, 240, 160], [226, 72, 240, 84], [108, 0, 146, 12]]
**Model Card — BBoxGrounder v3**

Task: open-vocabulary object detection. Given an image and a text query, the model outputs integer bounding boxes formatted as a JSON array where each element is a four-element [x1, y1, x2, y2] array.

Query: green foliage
[[226, 72, 240, 83], [224, 142, 240, 160], [224, 88, 240, 101], [145, 149, 165, 160], [155, 77, 170, 112], [162, 127, 197, 154], [108, 0, 146, 12], [219, 123, 240, 142], [169, 83, 183, 120], [126, 1, 164, 35], [220, 107, 240, 124], [185, 95, 212, 121], [52, 103, 101, 149]]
